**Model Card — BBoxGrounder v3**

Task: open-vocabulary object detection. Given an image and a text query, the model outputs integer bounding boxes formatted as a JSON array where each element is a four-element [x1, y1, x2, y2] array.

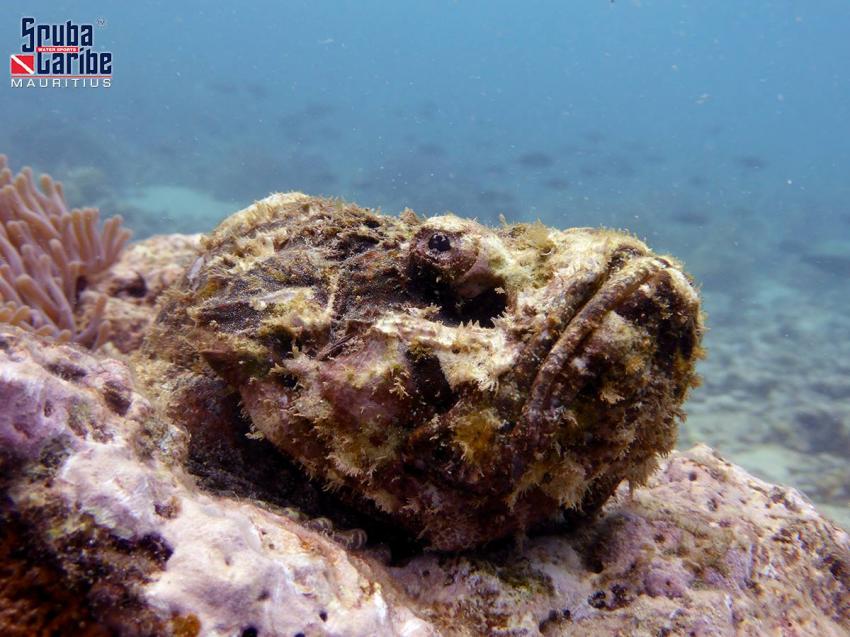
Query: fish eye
[[428, 233, 452, 252]]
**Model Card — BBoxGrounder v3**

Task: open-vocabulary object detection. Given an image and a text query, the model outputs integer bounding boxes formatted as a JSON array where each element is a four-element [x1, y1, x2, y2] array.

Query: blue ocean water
[[2, 1, 849, 523]]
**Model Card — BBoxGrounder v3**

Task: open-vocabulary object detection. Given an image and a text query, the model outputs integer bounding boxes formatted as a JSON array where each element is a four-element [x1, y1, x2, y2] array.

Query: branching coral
[[0, 154, 131, 348]]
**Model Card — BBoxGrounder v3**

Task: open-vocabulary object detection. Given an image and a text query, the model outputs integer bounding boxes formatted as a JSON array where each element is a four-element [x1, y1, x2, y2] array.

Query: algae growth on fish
[[138, 193, 703, 550]]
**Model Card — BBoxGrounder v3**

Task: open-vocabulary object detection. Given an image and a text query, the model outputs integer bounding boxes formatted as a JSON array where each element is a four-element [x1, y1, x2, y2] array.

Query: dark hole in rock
[[37, 435, 71, 473], [539, 608, 562, 631], [112, 532, 173, 565], [570, 511, 631, 574], [609, 583, 630, 608], [102, 379, 132, 415], [122, 273, 148, 298], [827, 555, 847, 580], [588, 590, 607, 608], [46, 360, 87, 381]]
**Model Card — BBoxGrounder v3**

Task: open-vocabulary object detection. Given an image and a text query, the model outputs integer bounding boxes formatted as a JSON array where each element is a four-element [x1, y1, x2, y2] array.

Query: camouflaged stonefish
[[141, 193, 703, 551]]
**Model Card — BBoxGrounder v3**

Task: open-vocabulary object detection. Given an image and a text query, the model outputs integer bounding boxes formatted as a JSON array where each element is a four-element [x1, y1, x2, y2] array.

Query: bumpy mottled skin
[[138, 193, 703, 551]]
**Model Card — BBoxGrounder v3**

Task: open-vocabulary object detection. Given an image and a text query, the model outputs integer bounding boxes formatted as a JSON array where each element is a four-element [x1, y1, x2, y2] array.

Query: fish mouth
[[505, 251, 691, 468]]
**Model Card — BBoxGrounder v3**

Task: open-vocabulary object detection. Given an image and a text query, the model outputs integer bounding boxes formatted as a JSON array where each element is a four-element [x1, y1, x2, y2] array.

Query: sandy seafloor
[[107, 181, 850, 532], [685, 283, 850, 529]]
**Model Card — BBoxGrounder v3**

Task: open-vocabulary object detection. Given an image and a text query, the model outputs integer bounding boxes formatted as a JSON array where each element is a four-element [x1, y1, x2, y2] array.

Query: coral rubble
[[0, 155, 131, 347], [139, 193, 703, 550]]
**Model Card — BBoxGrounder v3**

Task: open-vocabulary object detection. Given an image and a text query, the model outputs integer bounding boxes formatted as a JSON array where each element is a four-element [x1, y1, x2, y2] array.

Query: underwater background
[[2, 0, 849, 527]]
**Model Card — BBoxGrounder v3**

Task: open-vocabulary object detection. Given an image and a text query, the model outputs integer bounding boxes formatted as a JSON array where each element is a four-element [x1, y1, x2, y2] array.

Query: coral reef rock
[[1, 326, 847, 636], [84, 233, 202, 354], [139, 193, 704, 550]]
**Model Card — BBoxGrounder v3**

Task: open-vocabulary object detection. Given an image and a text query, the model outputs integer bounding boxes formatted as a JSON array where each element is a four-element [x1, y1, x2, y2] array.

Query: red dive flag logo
[[10, 54, 35, 76]]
